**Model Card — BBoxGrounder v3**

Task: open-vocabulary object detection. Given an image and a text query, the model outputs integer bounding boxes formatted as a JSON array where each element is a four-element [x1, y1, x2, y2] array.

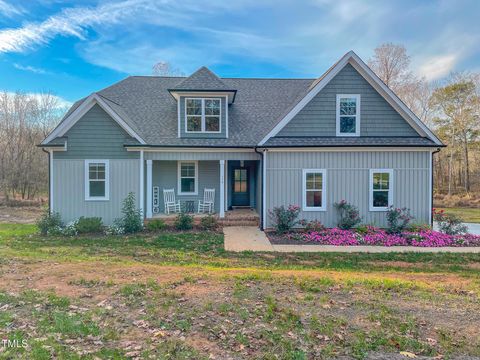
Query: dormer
[[168, 67, 236, 138]]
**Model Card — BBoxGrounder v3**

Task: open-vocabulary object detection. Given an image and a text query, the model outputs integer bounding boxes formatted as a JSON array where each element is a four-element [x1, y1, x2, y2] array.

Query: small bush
[[433, 209, 467, 235], [76, 217, 103, 234], [118, 192, 143, 234], [299, 219, 325, 232], [61, 221, 78, 236], [200, 215, 218, 231], [386, 206, 414, 234], [269, 205, 301, 234], [174, 212, 194, 230], [36, 207, 63, 235], [334, 200, 362, 230], [104, 222, 125, 235], [407, 222, 431, 232], [146, 219, 167, 232]]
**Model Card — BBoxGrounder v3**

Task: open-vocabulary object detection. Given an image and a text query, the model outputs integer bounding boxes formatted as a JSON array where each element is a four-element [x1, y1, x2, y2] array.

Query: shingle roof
[[263, 137, 440, 147], [169, 67, 233, 91]]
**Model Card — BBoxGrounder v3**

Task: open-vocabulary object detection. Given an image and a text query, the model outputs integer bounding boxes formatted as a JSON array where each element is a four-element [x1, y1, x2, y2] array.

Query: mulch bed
[[266, 231, 310, 245]]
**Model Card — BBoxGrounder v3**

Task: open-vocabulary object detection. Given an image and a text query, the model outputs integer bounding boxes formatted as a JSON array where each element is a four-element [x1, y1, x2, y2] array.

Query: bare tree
[[152, 61, 184, 76], [368, 43, 412, 90]]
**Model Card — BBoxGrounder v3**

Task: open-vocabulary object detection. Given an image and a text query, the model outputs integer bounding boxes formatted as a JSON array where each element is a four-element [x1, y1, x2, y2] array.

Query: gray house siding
[[52, 159, 140, 224], [265, 150, 431, 228], [144, 151, 259, 161], [179, 96, 227, 138], [277, 64, 419, 137], [54, 104, 139, 160]]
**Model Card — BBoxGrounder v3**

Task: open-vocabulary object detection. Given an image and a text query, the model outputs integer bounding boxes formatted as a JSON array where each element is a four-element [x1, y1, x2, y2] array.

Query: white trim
[[369, 169, 393, 211], [126, 147, 256, 153], [139, 151, 144, 217], [177, 160, 198, 195], [170, 91, 235, 103], [264, 147, 436, 152], [49, 150, 54, 212], [43, 93, 146, 145], [84, 159, 110, 201], [224, 160, 228, 211], [336, 94, 360, 137], [184, 97, 222, 134], [219, 160, 225, 218], [429, 151, 432, 224], [225, 95, 229, 138], [146, 159, 153, 219], [177, 98, 181, 138], [262, 150, 267, 228], [258, 51, 442, 146], [302, 169, 327, 211]]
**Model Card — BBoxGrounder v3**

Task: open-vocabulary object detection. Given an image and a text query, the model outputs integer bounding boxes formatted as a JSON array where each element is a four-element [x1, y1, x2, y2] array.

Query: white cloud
[[2, 91, 72, 108], [417, 54, 458, 80], [0, 0, 23, 17], [13, 63, 49, 74]]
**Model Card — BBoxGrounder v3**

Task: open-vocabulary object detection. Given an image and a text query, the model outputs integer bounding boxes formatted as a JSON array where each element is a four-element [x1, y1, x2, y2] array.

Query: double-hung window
[[85, 160, 109, 201], [336, 94, 360, 136], [302, 169, 326, 211], [178, 161, 198, 195], [369, 169, 393, 211], [185, 98, 221, 133]]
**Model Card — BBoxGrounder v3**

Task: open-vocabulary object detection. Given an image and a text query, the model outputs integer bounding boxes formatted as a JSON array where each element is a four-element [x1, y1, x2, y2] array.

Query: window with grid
[[85, 160, 109, 200], [185, 98, 220, 133], [370, 169, 393, 211], [336, 94, 360, 136], [302, 169, 326, 211], [178, 161, 197, 194]]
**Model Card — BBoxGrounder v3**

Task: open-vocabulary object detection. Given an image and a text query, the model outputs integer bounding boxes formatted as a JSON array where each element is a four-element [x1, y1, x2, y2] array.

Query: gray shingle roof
[[169, 67, 233, 91], [263, 137, 439, 147]]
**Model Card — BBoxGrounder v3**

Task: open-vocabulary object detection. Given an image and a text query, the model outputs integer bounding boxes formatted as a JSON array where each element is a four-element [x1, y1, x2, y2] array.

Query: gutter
[[431, 147, 442, 226]]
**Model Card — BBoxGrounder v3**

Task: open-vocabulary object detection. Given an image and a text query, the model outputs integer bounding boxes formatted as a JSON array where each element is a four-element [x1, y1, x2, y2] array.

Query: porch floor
[[149, 208, 260, 227]]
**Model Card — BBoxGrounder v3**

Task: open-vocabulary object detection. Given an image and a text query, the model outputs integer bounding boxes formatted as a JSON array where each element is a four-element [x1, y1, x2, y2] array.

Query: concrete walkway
[[223, 226, 480, 253]]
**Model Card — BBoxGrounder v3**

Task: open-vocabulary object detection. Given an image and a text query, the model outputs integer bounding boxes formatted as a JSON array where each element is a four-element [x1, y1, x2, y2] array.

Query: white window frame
[[302, 169, 327, 211], [369, 169, 393, 211], [177, 161, 198, 195], [336, 94, 360, 137], [185, 98, 222, 134], [84, 159, 109, 201]]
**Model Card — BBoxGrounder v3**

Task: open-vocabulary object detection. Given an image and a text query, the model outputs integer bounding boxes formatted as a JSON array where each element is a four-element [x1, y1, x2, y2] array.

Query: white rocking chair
[[198, 188, 215, 213], [163, 188, 181, 214]]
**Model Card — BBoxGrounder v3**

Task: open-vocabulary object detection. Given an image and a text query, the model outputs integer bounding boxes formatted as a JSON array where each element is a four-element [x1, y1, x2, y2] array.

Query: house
[[40, 51, 443, 229]]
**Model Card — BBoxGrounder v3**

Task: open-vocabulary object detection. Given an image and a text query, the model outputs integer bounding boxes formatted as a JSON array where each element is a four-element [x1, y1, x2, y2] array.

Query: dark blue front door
[[231, 167, 249, 206]]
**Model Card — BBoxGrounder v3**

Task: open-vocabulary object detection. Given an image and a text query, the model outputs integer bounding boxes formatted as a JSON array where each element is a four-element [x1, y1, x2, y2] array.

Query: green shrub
[[334, 200, 362, 229], [75, 217, 103, 234], [36, 207, 63, 235], [118, 192, 143, 234], [433, 209, 467, 235], [146, 219, 167, 232], [299, 219, 325, 232], [174, 212, 194, 231], [200, 215, 218, 231], [269, 205, 301, 234], [407, 222, 431, 232], [386, 206, 414, 234]]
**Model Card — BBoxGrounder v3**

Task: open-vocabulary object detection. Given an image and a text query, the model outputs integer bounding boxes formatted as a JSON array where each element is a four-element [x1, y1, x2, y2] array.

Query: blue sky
[[0, 0, 479, 106]]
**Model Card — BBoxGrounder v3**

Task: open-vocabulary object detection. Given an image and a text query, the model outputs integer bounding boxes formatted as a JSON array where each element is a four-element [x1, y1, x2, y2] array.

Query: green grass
[[438, 207, 480, 223]]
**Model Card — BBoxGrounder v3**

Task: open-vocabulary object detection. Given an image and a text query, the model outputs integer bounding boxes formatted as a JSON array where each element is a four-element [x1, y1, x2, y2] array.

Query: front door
[[231, 167, 249, 206]]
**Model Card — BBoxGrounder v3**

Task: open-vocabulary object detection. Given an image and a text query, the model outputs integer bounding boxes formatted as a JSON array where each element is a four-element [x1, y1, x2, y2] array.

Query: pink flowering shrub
[[302, 227, 480, 247], [269, 204, 301, 234]]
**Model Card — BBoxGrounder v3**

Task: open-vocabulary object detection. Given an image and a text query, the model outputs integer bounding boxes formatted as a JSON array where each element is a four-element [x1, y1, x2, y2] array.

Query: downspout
[[431, 147, 441, 226], [254, 146, 264, 230], [42, 149, 51, 213]]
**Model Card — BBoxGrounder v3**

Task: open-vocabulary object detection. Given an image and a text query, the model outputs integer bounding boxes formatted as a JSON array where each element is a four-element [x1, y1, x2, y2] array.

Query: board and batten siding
[[153, 161, 221, 213], [54, 104, 139, 160], [265, 151, 431, 228], [144, 151, 259, 161], [179, 96, 227, 138], [53, 159, 140, 224], [277, 63, 419, 137]]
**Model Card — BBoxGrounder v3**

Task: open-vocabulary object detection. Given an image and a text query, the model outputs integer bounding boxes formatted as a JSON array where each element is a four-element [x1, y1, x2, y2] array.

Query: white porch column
[[139, 151, 144, 217], [262, 150, 267, 229], [219, 160, 225, 218], [49, 150, 54, 213], [146, 160, 153, 218]]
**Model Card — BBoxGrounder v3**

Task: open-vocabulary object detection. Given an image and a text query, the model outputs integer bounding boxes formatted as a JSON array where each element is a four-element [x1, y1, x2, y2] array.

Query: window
[[185, 98, 221, 133], [369, 169, 393, 211], [234, 169, 248, 193], [336, 94, 360, 136], [302, 169, 326, 211], [178, 161, 198, 195], [85, 160, 109, 201]]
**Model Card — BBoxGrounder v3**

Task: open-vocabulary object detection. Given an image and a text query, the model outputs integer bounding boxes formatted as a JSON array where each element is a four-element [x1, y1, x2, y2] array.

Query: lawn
[[437, 207, 480, 223], [0, 223, 479, 359]]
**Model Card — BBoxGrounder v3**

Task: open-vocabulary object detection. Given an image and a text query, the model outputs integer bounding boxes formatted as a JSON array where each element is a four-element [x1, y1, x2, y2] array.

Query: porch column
[[139, 151, 144, 217], [146, 160, 153, 218], [219, 160, 225, 218]]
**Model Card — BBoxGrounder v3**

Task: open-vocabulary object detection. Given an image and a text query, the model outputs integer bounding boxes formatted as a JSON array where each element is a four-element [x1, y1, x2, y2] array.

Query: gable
[[54, 104, 138, 159], [277, 64, 418, 137]]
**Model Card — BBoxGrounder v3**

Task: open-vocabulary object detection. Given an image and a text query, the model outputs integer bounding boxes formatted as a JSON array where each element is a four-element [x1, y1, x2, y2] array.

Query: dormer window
[[336, 94, 360, 136], [186, 98, 221, 133]]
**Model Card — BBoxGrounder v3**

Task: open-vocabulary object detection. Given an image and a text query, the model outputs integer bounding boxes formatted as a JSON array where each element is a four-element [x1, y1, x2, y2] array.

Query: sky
[[0, 0, 479, 107]]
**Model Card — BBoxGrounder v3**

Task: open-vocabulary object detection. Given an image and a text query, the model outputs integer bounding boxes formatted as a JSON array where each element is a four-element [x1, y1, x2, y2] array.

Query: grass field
[[0, 223, 479, 359], [437, 207, 480, 223]]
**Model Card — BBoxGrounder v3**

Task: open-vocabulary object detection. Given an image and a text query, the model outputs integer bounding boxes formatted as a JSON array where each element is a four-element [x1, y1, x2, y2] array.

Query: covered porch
[[140, 150, 262, 222]]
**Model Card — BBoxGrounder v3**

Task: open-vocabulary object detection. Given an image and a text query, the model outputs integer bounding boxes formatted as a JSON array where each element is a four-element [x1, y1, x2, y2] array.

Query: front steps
[[145, 209, 260, 227]]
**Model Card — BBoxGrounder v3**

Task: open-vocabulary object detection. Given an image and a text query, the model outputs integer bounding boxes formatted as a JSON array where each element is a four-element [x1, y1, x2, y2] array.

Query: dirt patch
[[0, 205, 43, 224]]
